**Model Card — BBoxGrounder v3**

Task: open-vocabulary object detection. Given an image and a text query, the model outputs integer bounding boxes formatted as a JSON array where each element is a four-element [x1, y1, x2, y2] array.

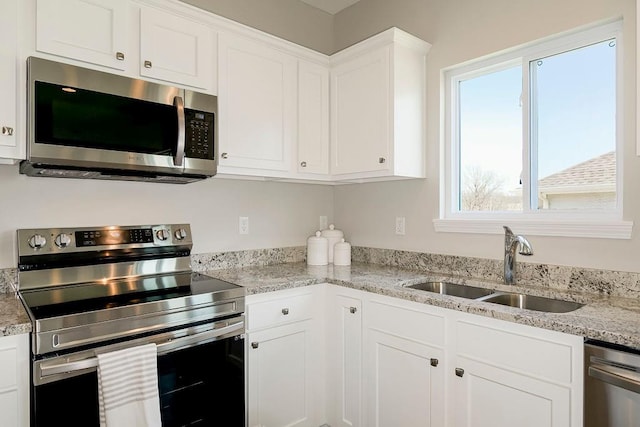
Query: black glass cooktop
[[20, 272, 243, 320]]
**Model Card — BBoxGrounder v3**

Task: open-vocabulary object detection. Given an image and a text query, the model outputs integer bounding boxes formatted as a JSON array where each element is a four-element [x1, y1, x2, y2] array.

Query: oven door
[[31, 317, 245, 427]]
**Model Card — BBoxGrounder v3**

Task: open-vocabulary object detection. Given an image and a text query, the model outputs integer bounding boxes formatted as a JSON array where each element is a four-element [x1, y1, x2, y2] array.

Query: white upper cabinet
[[217, 32, 296, 174], [34, 0, 215, 91], [296, 59, 330, 177], [36, 0, 128, 71], [331, 28, 431, 181], [0, 0, 23, 161], [139, 6, 214, 90]]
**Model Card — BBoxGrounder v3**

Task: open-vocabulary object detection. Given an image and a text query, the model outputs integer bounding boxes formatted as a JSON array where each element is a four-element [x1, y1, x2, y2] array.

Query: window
[[436, 20, 632, 239]]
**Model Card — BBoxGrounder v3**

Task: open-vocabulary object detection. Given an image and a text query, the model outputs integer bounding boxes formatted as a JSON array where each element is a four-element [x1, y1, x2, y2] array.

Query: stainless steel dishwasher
[[585, 340, 640, 427]]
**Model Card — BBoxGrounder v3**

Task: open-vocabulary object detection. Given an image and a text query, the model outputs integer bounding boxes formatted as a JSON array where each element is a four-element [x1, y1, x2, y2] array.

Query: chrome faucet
[[503, 226, 533, 285]]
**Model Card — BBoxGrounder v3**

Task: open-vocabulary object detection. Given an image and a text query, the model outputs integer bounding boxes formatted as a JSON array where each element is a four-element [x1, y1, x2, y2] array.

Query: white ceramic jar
[[306, 231, 328, 266], [333, 238, 351, 266], [320, 224, 343, 264]]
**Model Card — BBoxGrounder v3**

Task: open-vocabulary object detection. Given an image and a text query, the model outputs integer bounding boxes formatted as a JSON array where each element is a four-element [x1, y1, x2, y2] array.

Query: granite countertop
[[0, 292, 32, 337], [3, 261, 640, 350], [203, 261, 640, 350]]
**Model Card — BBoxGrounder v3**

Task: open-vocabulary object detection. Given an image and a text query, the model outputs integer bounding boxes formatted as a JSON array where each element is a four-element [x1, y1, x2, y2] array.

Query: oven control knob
[[156, 229, 170, 241], [54, 233, 72, 248], [174, 228, 188, 241], [28, 234, 47, 249]]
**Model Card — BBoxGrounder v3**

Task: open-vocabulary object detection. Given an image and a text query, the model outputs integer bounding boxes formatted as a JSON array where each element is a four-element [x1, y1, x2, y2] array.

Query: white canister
[[320, 224, 344, 264], [333, 238, 351, 266], [307, 231, 328, 266]]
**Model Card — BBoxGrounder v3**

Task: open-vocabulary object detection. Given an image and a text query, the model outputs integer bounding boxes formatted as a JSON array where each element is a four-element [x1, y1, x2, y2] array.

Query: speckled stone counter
[[0, 292, 32, 337], [202, 261, 640, 351]]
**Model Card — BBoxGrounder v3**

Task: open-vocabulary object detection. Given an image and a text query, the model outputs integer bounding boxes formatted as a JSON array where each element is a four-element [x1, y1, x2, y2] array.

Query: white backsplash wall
[[0, 164, 334, 269]]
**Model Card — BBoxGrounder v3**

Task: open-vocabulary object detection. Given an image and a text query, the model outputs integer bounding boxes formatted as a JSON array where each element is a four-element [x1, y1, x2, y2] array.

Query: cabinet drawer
[[367, 299, 445, 346], [456, 320, 576, 384], [247, 292, 314, 330]]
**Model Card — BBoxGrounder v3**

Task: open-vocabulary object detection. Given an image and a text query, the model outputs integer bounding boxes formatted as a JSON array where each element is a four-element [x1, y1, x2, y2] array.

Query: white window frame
[[434, 20, 632, 239]]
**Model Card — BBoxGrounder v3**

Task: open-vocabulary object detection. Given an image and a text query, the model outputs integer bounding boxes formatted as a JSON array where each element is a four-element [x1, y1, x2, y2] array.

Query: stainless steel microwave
[[21, 57, 218, 184]]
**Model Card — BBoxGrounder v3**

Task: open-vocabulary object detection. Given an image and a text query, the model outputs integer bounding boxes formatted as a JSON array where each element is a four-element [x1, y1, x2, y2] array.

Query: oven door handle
[[39, 318, 244, 379]]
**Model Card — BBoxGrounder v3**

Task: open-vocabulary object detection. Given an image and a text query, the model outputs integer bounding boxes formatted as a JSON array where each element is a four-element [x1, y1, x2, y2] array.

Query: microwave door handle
[[173, 95, 185, 167]]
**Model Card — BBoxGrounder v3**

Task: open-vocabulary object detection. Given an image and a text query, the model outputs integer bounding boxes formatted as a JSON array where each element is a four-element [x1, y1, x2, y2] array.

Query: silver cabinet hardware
[[455, 368, 464, 377], [282, 308, 289, 315], [349, 307, 357, 314], [144, 60, 152, 68], [430, 358, 439, 367], [251, 342, 259, 349], [116, 52, 125, 61], [221, 152, 228, 159], [378, 157, 386, 164], [1, 126, 13, 136], [300, 161, 307, 167]]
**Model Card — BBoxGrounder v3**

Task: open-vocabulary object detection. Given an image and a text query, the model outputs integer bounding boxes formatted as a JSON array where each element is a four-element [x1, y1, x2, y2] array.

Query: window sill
[[433, 217, 633, 239]]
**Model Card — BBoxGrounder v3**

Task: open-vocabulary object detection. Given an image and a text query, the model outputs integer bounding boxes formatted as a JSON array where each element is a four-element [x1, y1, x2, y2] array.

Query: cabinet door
[[330, 293, 362, 427], [0, 334, 30, 427], [218, 33, 296, 173], [453, 356, 571, 427], [452, 316, 582, 427], [139, 6, 215, 90], [331, 47, 391, 176], [36, 0, 128, 70], [366, 329, 444, 427], [297, 60, 329, 175], [0, 0, 18, 159], [246, 320, 316, 427]]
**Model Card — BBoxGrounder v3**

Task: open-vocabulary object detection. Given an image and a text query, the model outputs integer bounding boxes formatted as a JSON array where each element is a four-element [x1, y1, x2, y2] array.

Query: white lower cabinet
[[364, 297, 446, 427], [451, 312, 583, 427], [249, 285, 583, 427], [0, 334, 30, 427], [245, 286, 325, 427], [327, 286, 363, 427]]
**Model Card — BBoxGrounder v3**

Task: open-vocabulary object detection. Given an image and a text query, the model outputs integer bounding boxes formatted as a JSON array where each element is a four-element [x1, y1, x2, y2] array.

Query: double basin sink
[[405, 281, 584, 313]]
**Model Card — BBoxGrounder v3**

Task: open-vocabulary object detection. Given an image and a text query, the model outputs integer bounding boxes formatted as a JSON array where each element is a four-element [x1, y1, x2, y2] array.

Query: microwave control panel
[[184, 109, 214, 160]]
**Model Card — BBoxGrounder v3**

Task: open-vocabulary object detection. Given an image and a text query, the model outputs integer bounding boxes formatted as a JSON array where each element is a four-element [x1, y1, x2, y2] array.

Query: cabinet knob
[[430, 358, 439, 367], [144, 60, 152, 68], [300, 161, 307, 167], [116, 52, 125, 61], [349, 306, 357, 314], [455, 367, 464, 377], [221, 152, 228, 159], [251, 342, 259, 349], [379, 157, 386, 164], [1, 126, 13, 136], [282, 308, 289, 315]]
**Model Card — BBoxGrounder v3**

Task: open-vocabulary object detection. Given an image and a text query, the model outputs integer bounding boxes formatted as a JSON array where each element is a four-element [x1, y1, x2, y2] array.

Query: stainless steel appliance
[[21, 57, 218, 184], [585, 340, 640, 427], [17, 224, 245, 426]]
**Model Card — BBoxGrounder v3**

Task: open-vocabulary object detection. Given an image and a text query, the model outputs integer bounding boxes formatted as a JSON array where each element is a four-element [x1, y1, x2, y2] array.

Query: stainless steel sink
[[406, 281, 495, 299], [477, 292, 584, 313]]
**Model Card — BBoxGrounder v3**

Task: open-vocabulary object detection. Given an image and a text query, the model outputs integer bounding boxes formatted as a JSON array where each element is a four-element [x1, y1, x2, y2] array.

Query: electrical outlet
[[395, 217, 405, 235], [319, 216, 328, 230], [239, 217, 249, 235]]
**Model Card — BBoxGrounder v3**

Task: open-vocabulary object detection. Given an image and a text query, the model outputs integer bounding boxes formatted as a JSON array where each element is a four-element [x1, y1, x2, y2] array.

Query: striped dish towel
[[97, 343, 162, 427]]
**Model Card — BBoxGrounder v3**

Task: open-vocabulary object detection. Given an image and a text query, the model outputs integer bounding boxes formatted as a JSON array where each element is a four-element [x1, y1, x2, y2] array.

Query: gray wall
[[0, 166, 334, 268], [332, 0, 640, 272], [181, 0, 334, 54]]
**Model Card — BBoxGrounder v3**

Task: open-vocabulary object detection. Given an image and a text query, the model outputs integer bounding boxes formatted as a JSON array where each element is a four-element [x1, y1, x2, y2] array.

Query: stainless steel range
[[17, 224, 246, 427]]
